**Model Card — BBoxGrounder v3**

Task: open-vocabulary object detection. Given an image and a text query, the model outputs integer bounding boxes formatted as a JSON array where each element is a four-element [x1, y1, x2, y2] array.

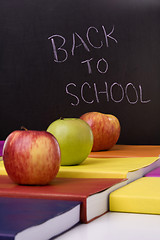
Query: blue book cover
[[0, 197, 80, 240]]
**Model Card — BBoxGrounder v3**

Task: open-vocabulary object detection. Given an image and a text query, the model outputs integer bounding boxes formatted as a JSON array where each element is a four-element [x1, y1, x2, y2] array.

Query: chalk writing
[[86, 26, 103, 49], [65, 81, 151, 106], [48, 25, 117, 63], [81, 57, 109, 74], [48, 24, 151, 107]]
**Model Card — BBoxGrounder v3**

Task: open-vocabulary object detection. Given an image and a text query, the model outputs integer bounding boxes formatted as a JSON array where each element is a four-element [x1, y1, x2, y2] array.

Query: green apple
[[47, 118, 93, 165]]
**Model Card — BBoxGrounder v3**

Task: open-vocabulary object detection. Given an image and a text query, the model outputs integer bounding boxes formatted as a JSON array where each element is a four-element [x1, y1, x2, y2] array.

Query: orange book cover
[[89, 145, 160, 158]]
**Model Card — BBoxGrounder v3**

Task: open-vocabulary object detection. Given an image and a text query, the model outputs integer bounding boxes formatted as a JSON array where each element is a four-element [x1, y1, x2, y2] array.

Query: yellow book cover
[[1, 157, 160, 182], [57, 157, 160, 182], [0, 159, 7, 175], [109, 177, 160, 214]]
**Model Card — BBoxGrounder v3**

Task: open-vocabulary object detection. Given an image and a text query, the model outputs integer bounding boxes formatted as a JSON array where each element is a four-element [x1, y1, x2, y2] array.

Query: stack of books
[[0, 144, 160, 239]]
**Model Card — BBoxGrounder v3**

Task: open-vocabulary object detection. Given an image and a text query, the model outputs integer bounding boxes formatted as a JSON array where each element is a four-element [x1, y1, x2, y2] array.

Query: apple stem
[[21, 126, 28, 131], [60, 117, 64, 120]]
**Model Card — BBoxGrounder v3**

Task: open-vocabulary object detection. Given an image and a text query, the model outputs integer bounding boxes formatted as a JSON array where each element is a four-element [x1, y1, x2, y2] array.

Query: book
[[0, 175, 126, 223], [0, 197, 81, 240], [109, 177, 160, 215], [57, 157, 160, 183], [1, 157, 160, 182], [89, 144, 160, 158], [0, 141, 4, 156], [144, 167, 160, 177], [0, 160, 7, 174]]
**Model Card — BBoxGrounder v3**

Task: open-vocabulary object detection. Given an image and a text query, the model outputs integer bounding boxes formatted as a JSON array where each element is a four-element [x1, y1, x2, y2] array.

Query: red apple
[[2, 130, 61, 185], [80, 112, 121, 151]]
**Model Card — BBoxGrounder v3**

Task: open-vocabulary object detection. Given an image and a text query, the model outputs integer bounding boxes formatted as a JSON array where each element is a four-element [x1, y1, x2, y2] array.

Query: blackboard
[[0, 0, 160, 144]]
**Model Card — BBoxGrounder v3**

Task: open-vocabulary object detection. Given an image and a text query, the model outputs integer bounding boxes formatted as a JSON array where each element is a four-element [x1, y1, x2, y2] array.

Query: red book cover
[[0, 175, 127, 223]]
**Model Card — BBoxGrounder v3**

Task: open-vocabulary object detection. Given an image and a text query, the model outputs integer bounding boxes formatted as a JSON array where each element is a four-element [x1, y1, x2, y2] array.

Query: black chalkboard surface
[[0, 0, 160, 144]]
